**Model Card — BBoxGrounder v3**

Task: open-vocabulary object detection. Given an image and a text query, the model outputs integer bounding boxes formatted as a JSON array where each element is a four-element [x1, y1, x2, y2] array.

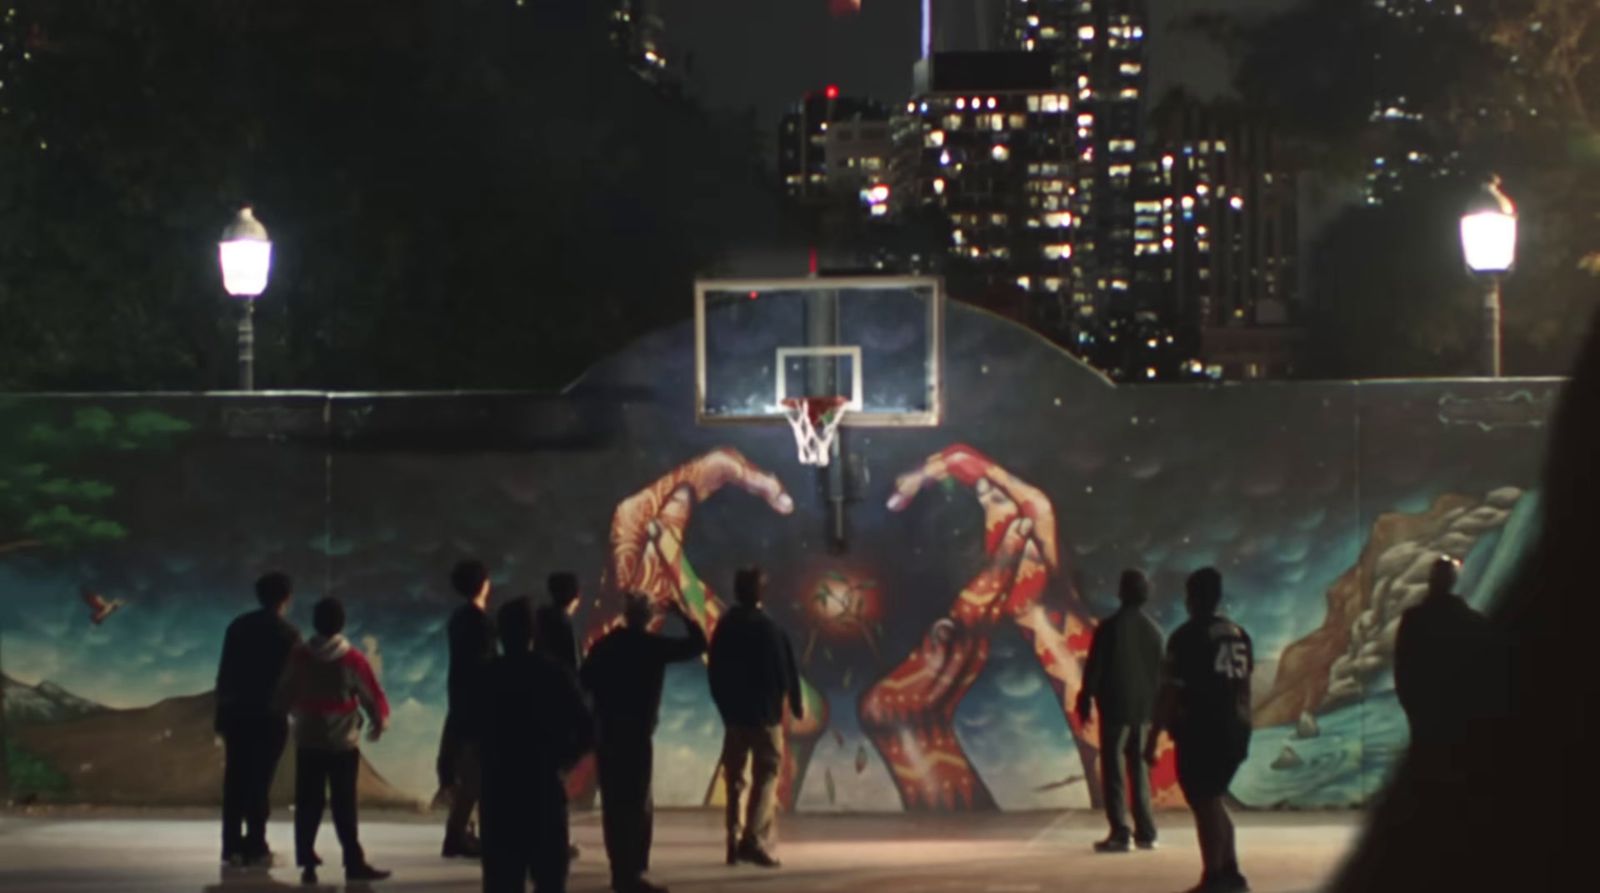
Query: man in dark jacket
[[480, 598, 595, 893], [1146, 568, 1254, 893], [277, 597, 391, 885], [215, 571, 301, 867], [581, 594, 708, 893], [439, 559, 496, 859], [535, 572, 583, 674], [1395, 556, 1507, 772], [1076, 568, 1166, 852], [707, 567, 802, 869]]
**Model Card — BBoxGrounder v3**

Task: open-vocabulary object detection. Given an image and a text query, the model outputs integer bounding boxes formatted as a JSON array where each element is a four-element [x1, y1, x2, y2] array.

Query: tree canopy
[[1187, 0, 1600, 376], [0, 0, 797, 391]]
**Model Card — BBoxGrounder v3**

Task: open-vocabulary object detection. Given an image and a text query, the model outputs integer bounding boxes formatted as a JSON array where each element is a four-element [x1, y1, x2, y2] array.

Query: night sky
[[661, 0, 1297, 146]]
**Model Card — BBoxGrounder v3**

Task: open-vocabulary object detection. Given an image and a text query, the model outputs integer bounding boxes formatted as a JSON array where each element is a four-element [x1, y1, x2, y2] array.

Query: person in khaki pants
[[707, 567, 802, 869]]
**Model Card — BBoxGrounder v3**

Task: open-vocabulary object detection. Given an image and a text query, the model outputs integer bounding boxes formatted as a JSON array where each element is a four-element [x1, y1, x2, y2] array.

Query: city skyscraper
[[1006, 0, 1149, 326], [1131, 95, 1304, 380], [892, 52, 1080, 330]]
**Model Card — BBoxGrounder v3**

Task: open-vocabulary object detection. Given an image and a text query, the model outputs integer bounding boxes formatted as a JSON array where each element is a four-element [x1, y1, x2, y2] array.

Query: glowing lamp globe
[[1460, 178, 1517, 275], [219, 206, 273, 299]]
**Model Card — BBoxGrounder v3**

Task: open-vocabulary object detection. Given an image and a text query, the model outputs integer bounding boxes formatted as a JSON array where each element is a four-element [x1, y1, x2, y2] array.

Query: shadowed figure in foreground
[[1329, 311, 1600, 892], [480, 598, 593, 893]]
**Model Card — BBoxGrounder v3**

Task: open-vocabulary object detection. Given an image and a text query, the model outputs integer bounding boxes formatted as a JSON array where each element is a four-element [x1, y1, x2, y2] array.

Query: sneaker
[[1134, 837, 1159, 851], [1093, 836, 1132, 853], [738, 842, 781, 869], [345, 864, 392, 883], [300, 868, 317, 886], [442, 835, 482, 859], [1210, 871, 1250, 892]]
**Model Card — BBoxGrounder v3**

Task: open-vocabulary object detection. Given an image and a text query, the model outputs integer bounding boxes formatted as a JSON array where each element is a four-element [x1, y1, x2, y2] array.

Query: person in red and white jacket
[[276, 597, 392, 885]]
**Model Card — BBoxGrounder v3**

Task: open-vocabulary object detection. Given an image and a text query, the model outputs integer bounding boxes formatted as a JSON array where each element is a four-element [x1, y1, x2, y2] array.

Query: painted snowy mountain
[[2, 674, 107, 726]]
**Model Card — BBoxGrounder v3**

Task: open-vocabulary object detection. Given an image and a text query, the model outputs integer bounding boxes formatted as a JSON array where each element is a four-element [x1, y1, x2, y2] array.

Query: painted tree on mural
[[0, 401, 191, 795]]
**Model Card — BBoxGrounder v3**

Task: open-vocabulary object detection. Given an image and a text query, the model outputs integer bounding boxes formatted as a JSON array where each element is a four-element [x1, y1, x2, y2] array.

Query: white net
[[781, 397, 849, 467]]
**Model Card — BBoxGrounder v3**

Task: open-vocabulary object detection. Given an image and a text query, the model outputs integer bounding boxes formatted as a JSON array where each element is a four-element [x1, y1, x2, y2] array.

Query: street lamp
[[1459, 176, 1517, 377], [219, 206, 272, 391]]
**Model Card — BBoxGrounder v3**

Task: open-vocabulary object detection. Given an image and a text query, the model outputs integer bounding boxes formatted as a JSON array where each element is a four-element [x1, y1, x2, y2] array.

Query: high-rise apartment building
[[1003, 1, 1148, 325], [1131, 97, 1304, 379], [779, 90, 892, 203], [893, 52, 1080, 330]]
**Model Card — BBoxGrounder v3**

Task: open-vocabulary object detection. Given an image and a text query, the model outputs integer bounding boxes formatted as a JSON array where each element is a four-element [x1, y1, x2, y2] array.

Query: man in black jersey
[[1146, 567, 1253, 893]]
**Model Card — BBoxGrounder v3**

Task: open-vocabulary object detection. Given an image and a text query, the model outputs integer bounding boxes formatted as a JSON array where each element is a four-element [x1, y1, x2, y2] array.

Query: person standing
[[439, 559, 496, 859], [581, 594, 708, 893], [480, 598, 594, 893], [215, 571, 302, 867], [1395, 556, 1507, 770], [1146, 568, 1254, 893], [1076, 568, 1166, 852], [277, 597, 392, 885], [535, 572, 583, 674], [707, 567, 802, 869]]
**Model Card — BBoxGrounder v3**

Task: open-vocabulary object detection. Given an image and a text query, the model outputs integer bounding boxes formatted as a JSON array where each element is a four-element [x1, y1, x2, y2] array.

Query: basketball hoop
[[781, 397, 850, 467]]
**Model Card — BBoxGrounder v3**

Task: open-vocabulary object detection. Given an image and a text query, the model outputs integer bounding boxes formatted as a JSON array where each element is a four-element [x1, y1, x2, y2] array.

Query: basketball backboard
[[695, 276, 944, 428]]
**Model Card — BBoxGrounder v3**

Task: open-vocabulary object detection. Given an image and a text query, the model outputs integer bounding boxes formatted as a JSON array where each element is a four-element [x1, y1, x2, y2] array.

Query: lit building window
[[1009, 114, 1027, 129], [952, 229, 965, 246], [1044, 244, 1074, 260], [1044, 211, 1073, 228], [1195, 184, 1209, 196], [986, 97, 998, 110], [1109, 164, 1132, 177], [1027, 95, 1041, 112], [1079, 25, 1096, 40], [1230, 196, 1245, 210], [1043, 95, 1061, 113], [1120, 62, 1142, 76], [1162, 155, 1175, 171], [991, 113, 1005, 131], [944, 114, 963, 129], [956, 98, 966, 110], [992, 144, 1011, 162], [1181, 196, 1195, 210], [926, 130, 946, 148], [932, 177, 946, 195], [1017, 275, 1032, 289]]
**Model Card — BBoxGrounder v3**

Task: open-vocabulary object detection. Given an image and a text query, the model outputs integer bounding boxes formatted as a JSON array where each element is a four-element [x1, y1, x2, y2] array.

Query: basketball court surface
[[0, 809, 1359, 892]]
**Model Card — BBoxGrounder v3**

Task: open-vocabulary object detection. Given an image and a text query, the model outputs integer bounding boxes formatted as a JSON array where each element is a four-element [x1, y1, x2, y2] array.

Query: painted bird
[[80, 588, 124, 625]]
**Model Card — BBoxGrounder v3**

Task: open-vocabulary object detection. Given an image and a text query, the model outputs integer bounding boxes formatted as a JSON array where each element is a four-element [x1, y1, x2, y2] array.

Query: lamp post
[[1459, 177, 1517, 377], [219, 206, 273, 391]]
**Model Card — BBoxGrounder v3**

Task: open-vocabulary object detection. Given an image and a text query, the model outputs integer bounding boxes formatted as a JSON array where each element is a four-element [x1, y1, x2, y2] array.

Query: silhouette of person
[[581, 593, 708, 893], [439, 559, 495, 859], [1326, 315, 1600, 893], [1395, 556, 1506, 778], [215, 571, 301, 867], [1146, 568, 1254, 893], [707, 567, 802, 869], [276, 597, 391, 885], [1076, 568, 1166, 852], [480, 598, 594, 893], [536, 572, 583, 674]]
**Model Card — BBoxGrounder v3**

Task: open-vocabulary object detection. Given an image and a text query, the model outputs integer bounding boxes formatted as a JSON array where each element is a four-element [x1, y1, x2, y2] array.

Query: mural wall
[[0, 304, 1557, 812]]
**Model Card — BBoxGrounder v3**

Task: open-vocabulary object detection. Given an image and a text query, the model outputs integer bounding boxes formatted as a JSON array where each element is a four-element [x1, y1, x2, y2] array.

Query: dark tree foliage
[[0, 1, 796, 391], [1186, 0, 1600, 377]]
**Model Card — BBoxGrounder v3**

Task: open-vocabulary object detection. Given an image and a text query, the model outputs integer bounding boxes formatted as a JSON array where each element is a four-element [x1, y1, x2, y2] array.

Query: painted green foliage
[[0, 402, 191, 555]]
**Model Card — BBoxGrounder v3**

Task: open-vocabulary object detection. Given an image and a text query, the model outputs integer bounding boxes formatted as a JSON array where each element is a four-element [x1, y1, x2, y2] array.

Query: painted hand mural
[[861, 445, 1139, 810], [579, 448, 828, 809]]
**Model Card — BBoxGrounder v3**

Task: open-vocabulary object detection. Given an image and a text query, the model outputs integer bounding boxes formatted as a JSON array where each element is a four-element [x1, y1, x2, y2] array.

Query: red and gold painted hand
[[584, 444, 1179, 812]]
